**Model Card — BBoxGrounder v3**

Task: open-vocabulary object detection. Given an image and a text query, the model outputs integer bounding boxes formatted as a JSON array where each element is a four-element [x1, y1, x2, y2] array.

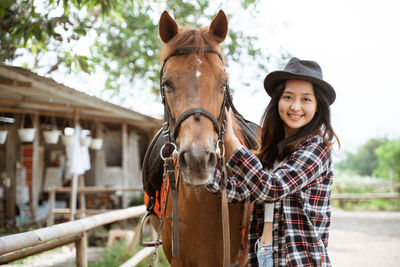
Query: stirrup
[[139, 211, 163, 247]]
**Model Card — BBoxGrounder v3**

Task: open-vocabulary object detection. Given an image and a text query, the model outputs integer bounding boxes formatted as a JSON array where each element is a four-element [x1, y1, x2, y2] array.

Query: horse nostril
[[178, 151, 189, 170], [206, 151, 217, 169]]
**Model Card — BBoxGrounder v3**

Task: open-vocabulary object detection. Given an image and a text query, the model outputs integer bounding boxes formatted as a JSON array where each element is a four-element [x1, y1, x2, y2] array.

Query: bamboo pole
[[0, 234, 80, 264], [70, 173, 79, 221], [119, 247, 156, 267], [75, 232, 87, 267], [47, 186, 55, 226], [31, 112, 39, 220], [122, 123, 128, 209], [53, 186, 142, 193], [78, 175, 86, 218], [0, 205, 146, 255]]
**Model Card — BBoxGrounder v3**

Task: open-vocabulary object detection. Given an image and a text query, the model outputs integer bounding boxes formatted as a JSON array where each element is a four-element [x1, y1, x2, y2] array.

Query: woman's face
[[278, 79, 318, 137]]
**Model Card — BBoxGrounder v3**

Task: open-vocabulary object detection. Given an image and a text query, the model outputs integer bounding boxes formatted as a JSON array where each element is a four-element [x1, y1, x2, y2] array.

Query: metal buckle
[[160, 142, 178, 160]]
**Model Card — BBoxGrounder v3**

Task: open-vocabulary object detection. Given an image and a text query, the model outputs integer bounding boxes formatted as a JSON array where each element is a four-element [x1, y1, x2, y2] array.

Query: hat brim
[[264, 71, 336, 105]]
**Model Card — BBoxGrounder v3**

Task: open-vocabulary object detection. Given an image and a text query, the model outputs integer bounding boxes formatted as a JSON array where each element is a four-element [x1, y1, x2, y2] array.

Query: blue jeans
[[254, 238, 273, 267]]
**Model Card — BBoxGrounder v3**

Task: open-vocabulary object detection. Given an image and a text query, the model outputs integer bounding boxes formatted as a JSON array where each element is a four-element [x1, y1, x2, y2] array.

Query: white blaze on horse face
[[195, 55, 202, 78]]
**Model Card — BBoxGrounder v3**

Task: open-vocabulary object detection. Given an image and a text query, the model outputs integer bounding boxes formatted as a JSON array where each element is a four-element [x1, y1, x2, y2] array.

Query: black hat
[[263, 57, 336, 105]]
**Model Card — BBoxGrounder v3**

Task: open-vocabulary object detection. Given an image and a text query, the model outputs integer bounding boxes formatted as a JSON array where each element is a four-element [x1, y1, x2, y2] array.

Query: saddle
[[142, 110, 259, 217]]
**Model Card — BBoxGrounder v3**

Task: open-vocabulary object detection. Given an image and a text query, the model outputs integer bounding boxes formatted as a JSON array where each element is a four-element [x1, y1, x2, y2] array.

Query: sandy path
[[329, 209, 400, 267]]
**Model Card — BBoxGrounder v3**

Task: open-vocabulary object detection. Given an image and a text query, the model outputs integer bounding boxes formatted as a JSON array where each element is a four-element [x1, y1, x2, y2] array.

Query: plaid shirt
[[207, 135, 333, 267]]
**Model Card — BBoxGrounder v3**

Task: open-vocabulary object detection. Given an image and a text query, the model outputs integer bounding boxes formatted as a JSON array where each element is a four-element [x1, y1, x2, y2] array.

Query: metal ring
[[216, 139, 225, 158], [160, 142, 178, 161]]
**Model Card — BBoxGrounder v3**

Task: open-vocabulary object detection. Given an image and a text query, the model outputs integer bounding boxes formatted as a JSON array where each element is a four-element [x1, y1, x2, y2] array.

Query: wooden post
[[70, 109, 80, 221], [75, 232, 87, 267], [4, 115, 18, 227], [30, 112, 39, 220], [47, 186, 55, 226], [122, 123, 128, 209], [78, 175, 86, 218], [70, 173, 78, 221]]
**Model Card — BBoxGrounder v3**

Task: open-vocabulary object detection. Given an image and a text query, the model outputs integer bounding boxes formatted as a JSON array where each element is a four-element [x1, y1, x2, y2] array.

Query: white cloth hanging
[[65, 125, 91, 175]]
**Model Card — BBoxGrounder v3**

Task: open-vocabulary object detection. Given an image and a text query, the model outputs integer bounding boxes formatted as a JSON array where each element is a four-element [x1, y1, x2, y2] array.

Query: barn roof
[[0, 63, 161, 130]]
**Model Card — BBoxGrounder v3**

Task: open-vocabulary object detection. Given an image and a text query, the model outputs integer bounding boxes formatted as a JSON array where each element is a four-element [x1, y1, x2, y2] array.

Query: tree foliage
[[374, 138, 400, 179], [0, 0, 285, 94], [335, 138, 389, 176]]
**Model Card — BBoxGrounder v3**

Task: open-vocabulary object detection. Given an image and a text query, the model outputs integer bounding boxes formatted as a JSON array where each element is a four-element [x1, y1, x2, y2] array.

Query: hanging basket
[[80, 136, 92, 147], [61, 135, 74, 146], [0, 130, 8, 144], [18, 128, 36, 142], [43, 130, 61, 144], [90, 138, 103, 150]]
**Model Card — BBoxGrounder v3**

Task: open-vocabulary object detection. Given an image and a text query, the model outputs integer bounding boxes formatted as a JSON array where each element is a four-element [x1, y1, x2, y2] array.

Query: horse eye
[[162, 80, 174, 92], [220, 82, 228, 91]]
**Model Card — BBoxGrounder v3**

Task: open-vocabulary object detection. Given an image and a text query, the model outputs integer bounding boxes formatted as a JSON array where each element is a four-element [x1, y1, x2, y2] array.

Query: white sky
[[29, 0, 400, 156]]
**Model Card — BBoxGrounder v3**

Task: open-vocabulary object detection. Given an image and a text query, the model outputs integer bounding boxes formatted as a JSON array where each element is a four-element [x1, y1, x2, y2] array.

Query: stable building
[[0, 63, 161, 228]]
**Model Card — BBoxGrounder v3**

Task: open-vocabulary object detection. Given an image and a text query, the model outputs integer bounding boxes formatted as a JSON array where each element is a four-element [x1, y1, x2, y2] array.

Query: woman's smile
[[278, 80, 318, 137]]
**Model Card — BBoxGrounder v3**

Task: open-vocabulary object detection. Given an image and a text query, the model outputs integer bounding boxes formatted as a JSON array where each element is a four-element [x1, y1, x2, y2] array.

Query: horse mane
[[160, 27, 223, 62]]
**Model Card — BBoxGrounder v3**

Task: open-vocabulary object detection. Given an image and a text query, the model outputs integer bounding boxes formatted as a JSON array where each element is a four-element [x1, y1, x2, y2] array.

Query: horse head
[[159, 10, 229, 186]]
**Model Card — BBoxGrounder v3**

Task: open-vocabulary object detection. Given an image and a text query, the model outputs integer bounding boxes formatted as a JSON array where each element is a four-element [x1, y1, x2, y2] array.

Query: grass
[[89, 241, 132, 267], [88, 232, 169, 267]]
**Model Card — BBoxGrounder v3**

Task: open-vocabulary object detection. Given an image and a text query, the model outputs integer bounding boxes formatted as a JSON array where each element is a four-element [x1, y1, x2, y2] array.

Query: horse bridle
[[159, 46, 235, 150]]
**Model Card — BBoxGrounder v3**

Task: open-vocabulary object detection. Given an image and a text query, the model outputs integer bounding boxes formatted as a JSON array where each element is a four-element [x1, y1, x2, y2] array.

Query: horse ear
[[209, 10, 228, 43], [159, 11, 178, 44]]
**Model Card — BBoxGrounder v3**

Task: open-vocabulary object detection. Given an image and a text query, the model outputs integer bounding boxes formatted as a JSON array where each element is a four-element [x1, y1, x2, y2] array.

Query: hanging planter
[[90, 138, 103, 150], [0, 130, 8, 144], [18, 128, 36, 142], [43, 116, 61, 144], [43, 130, 61, 144], [19, 113, 36, 143]]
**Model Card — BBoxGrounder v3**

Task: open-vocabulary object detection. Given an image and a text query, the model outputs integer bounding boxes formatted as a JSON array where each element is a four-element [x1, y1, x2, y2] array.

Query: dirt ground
[[2, 209, 400, 266], [329, 209, 400, 267]]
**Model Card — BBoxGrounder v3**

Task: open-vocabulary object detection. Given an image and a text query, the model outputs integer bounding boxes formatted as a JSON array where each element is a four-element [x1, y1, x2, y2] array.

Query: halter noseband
[[160, 46, 233, 145]]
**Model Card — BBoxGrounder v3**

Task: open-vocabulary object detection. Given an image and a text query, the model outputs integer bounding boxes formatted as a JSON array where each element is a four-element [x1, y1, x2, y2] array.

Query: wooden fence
[[0, 205, 148, 266], [332, 181, 400, 208]]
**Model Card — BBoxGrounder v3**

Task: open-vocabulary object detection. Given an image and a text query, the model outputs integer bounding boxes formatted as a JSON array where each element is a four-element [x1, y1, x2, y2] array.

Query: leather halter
[[159, 46, 234, 144]]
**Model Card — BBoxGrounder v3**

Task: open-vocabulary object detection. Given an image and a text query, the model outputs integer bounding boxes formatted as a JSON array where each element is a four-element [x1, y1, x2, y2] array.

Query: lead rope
[[216, 128, 231, 267], [148, 143, 178, 266]]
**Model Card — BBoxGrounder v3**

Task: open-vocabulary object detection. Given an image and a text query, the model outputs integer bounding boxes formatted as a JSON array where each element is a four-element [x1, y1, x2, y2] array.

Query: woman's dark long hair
[[256, 81, 340, 169]]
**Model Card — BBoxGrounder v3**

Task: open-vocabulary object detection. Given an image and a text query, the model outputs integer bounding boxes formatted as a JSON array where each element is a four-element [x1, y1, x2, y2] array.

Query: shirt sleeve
[[205, 167, 253, 204], [226, 139, 331, 202]]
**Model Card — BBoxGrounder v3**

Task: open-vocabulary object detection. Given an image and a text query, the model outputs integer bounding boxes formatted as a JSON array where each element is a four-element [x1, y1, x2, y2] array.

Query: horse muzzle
[[178, 147, 217, 186]]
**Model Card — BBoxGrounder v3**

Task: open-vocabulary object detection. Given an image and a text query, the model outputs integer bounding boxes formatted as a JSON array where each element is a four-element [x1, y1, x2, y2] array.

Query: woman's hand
[[224, 108, 242, 158]]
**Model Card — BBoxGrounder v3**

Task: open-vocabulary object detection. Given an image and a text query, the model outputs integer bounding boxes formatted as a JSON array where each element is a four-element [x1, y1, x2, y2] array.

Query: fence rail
[[0, 205, 147, 266], [332, 192, 400, 200]]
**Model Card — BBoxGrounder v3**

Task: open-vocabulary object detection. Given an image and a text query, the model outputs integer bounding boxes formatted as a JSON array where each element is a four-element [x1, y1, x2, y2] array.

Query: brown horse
[[153, 10, 259, 266]]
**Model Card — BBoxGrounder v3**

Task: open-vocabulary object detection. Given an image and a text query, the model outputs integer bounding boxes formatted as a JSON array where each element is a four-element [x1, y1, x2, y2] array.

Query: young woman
[[207, 57, 339, 267]]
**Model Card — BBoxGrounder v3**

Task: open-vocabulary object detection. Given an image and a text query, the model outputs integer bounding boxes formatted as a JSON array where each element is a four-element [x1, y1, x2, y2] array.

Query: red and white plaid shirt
[[208, 135, 333, 267]]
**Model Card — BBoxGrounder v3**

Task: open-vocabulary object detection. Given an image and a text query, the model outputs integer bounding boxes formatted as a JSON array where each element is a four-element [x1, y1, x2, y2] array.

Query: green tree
[[374, 138, 400, 179], [335, 137, 389, 176], [1, 0, 287, 94]]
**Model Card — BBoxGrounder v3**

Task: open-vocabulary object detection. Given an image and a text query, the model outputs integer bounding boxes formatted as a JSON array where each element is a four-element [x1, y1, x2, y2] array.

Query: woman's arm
[[227, 138, 331, 202], [206, 168, 253, 204]]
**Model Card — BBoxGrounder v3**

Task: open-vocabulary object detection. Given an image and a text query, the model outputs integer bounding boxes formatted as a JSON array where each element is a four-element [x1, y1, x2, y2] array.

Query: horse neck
[[232, 115, 245, 146]]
